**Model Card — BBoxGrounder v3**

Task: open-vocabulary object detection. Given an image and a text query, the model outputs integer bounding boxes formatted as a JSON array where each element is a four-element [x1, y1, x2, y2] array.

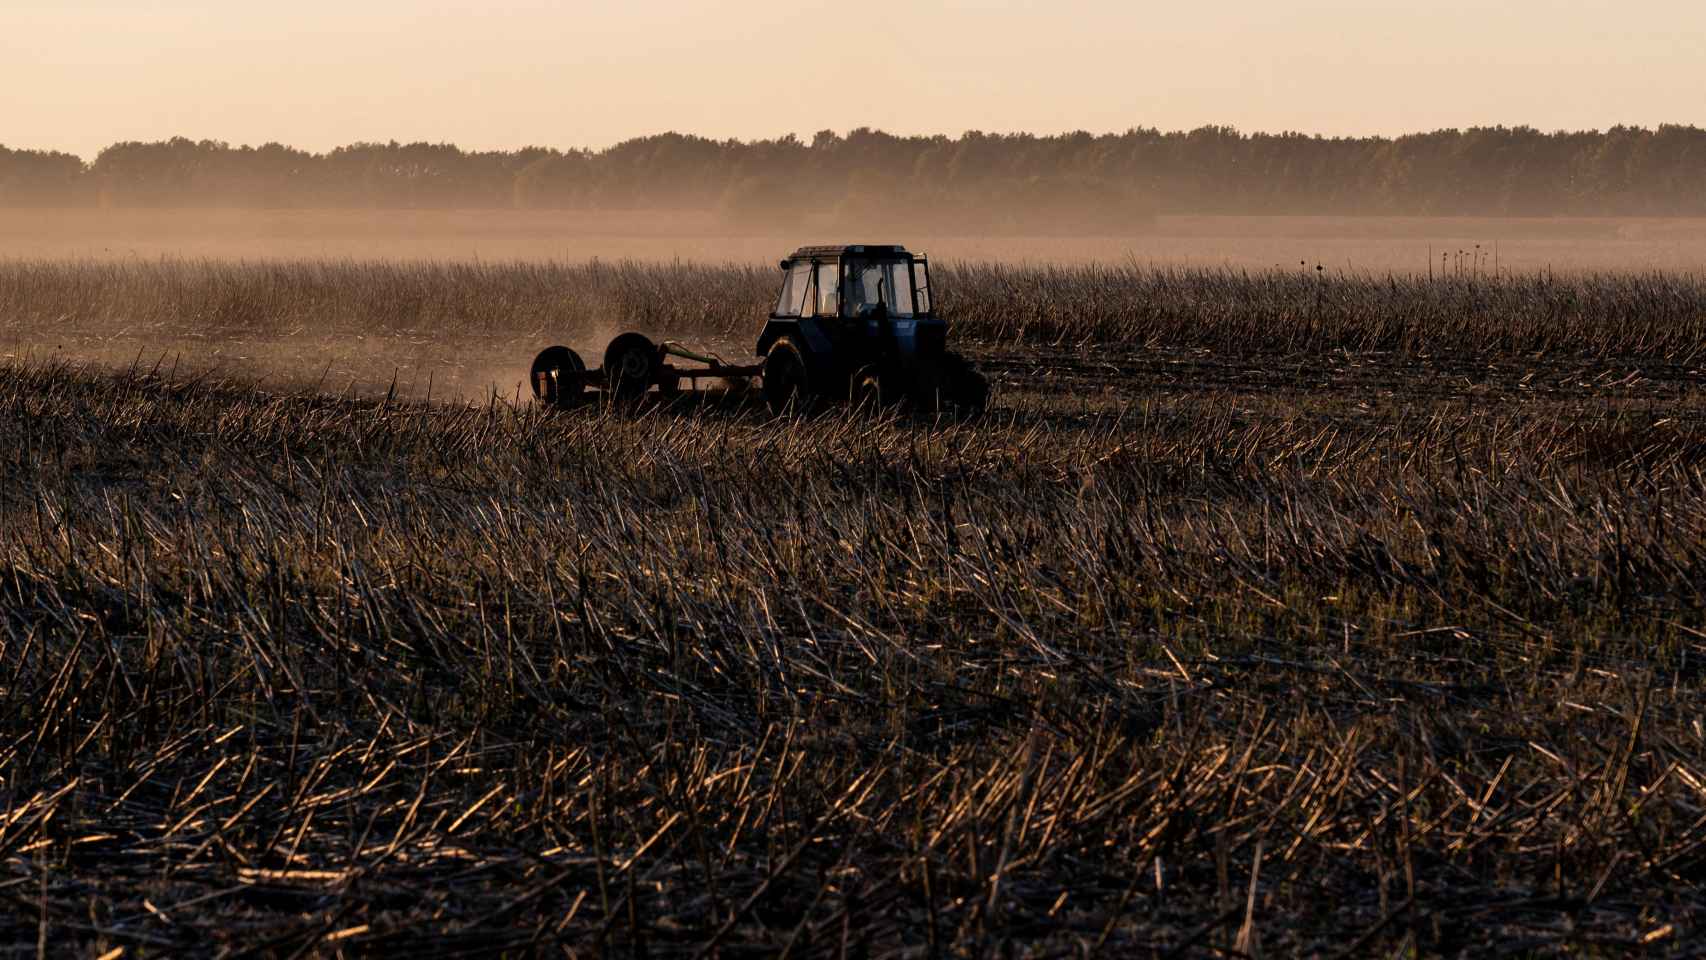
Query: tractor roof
[[785, 244, 915, 262]]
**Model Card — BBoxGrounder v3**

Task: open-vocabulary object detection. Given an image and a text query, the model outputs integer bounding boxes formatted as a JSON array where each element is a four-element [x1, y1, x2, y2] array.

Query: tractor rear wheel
[[762, 336, 815, 414], [603, 332, 659, 402], [942, 351, 990, 418], [914, 352, 988, 417], [530, 345, 586, 408]]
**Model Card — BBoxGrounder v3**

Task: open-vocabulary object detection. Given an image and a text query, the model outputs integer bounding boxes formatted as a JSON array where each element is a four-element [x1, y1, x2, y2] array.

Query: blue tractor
[[530, 244, 988, 415]]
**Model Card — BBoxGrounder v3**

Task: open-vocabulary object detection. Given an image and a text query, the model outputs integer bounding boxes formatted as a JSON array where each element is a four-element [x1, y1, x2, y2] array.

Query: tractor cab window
[[815, 262, 839, 317], [913, 260, 932, 314], [774, 261, 812, 317], [842, 259, 915, 318], [802, 261, 838, 317]]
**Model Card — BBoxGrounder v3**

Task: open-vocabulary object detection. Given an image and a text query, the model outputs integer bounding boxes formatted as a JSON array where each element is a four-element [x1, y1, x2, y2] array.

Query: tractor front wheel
[[762, 336, 815, 415], [849, 365, 890, 413]]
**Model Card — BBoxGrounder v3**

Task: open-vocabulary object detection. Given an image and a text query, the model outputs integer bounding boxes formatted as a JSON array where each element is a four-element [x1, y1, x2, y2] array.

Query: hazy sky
[[4, 0, 1703, 159]]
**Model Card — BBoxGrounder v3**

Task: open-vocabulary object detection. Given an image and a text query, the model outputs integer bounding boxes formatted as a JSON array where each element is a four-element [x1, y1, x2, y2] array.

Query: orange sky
[[5, 0, 1703, 159]]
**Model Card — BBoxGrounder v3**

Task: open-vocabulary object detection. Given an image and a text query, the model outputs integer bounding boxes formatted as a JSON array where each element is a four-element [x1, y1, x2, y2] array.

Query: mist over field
[[8, 126, 1706, 281], [6, 207, 1706, 273]]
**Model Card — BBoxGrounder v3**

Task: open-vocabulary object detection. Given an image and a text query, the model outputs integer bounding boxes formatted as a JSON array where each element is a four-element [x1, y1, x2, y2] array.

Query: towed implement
[[530, 244, 988, 415], [530, 333, 762, 407]]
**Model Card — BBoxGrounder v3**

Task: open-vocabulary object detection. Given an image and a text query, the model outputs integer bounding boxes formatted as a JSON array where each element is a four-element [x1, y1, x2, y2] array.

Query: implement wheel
[[762, 335, 815, 415], [603, 332, 659, 402], [530, 345, 586, 408]]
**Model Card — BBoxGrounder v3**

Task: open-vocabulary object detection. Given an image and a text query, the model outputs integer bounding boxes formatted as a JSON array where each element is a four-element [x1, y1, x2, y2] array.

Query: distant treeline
[[4, 126, 1706, 228]]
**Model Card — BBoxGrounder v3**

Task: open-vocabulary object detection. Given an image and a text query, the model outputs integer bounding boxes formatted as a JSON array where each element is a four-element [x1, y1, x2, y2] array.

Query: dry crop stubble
[[6, 258, 1706, 378], [1, 258, 1706, 954]]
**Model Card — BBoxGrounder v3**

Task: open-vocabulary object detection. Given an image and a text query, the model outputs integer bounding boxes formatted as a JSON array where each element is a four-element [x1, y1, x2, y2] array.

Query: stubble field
[[3, 249, 1706, 956]]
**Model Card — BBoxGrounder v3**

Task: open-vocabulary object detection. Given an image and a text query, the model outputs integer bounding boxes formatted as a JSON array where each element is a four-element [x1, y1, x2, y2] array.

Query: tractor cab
[[756, 244, 983, 415]]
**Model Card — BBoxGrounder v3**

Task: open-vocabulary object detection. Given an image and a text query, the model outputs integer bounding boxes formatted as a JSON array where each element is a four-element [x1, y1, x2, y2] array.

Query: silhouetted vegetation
[[0, 144, 85, 207], [5, 125, 1706, 226]]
